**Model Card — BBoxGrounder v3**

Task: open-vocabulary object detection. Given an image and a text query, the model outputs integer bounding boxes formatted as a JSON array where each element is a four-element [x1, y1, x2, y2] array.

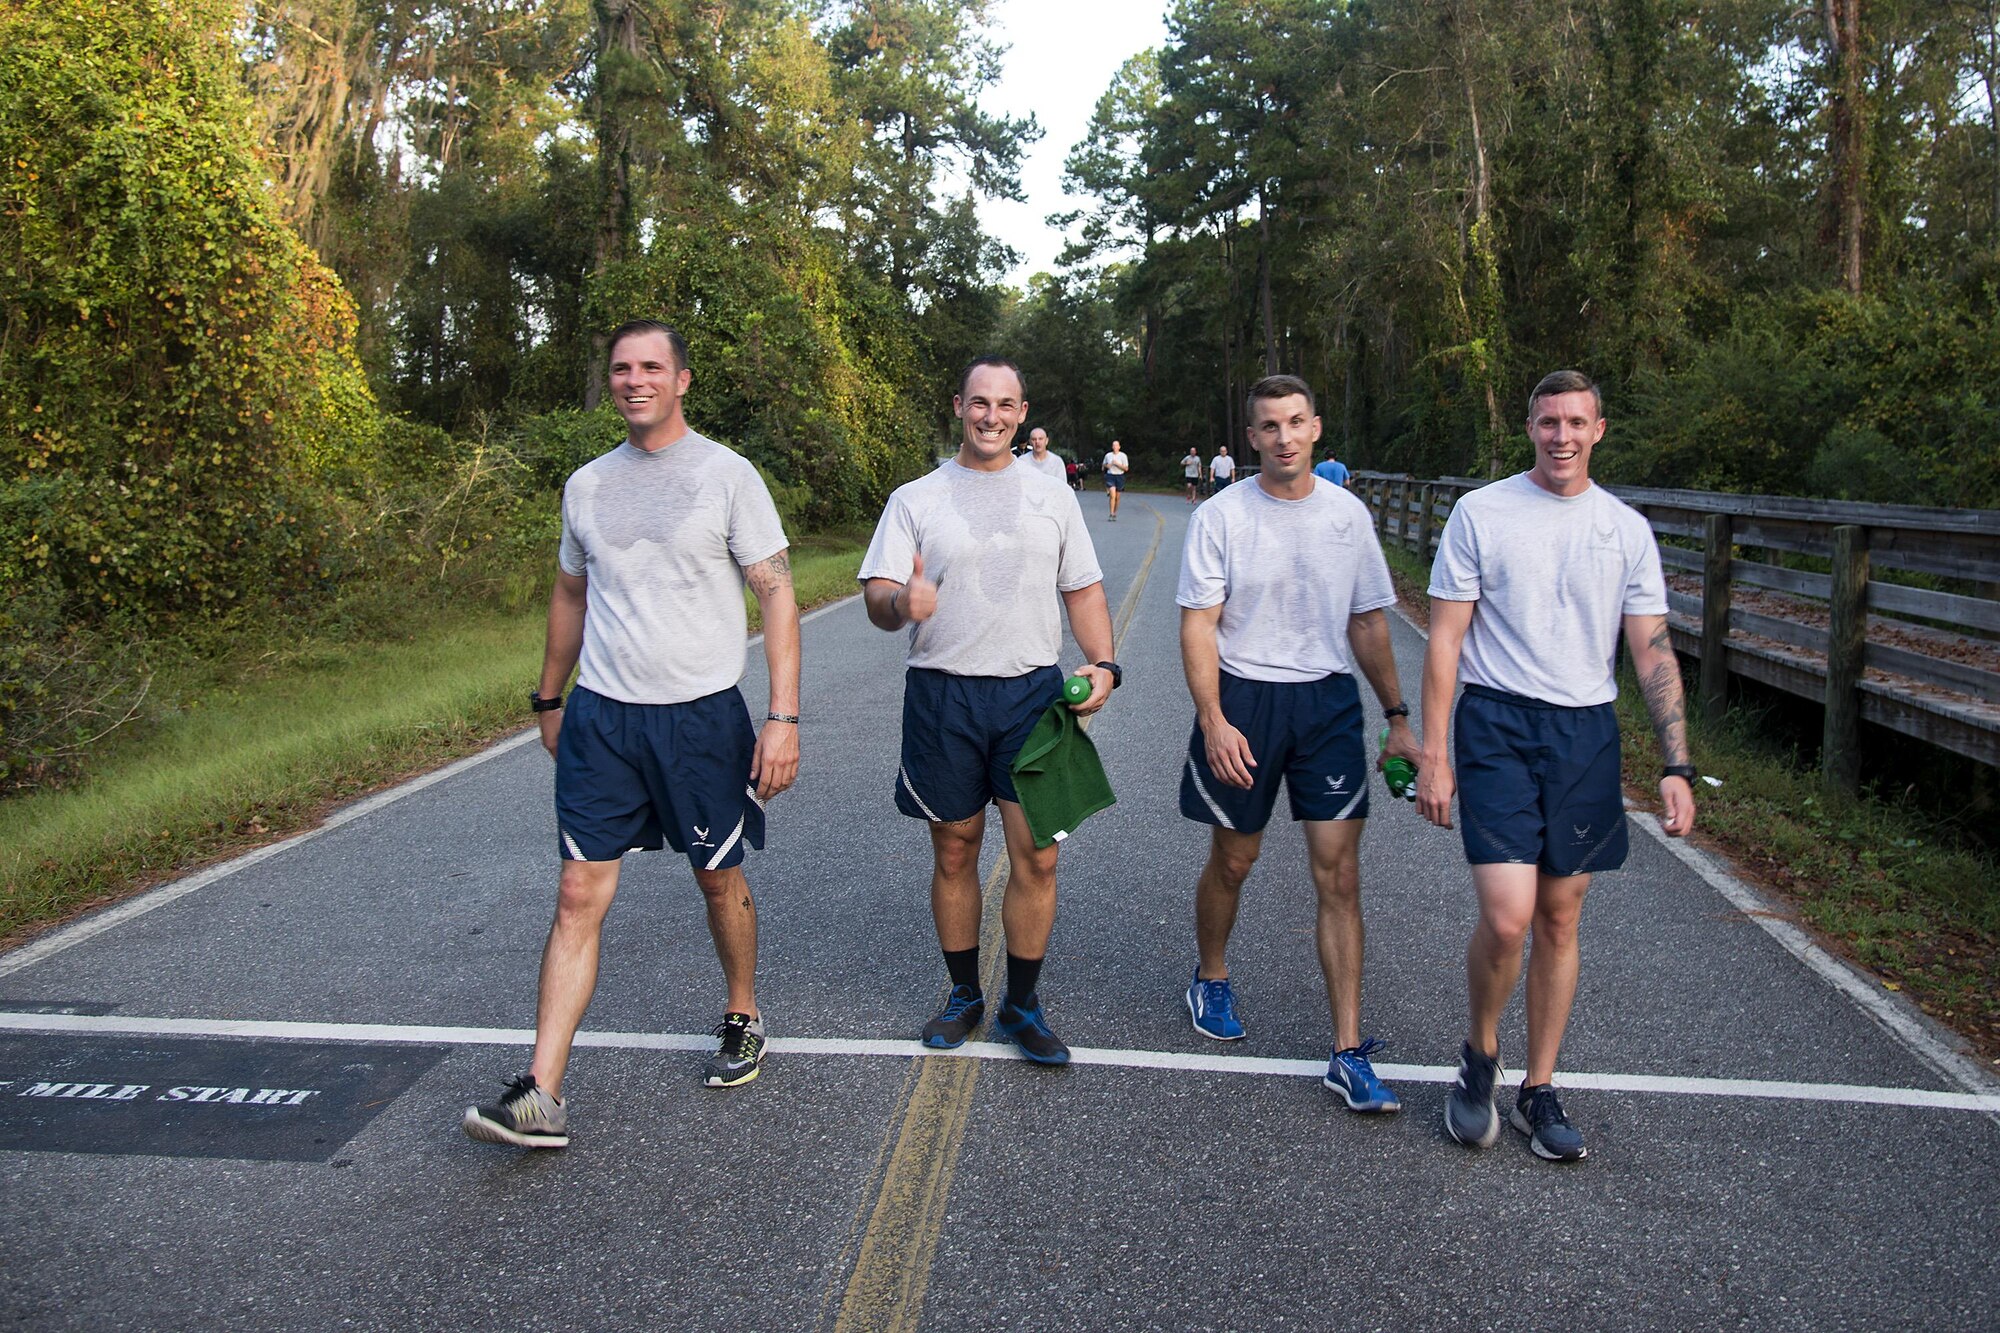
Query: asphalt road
[[3, 489, 1997, 1332]]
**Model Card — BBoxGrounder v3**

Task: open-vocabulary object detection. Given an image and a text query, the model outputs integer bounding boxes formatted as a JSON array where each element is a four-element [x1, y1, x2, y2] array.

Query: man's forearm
[[1061, 582, 1115, 664], [1346, 610, 1406, 712], [746, 551, 801, 713], [1635, 620, 1691, 767], [540, 577, 587, 696], [1180, 610, 1226, 727]]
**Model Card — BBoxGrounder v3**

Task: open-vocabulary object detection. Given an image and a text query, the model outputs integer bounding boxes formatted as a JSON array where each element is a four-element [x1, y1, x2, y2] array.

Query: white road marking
[[2, 1011, 1996, 1113]]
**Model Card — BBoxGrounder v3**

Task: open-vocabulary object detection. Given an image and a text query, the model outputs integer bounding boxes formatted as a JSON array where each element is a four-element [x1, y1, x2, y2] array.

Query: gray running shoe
[[462, 1074, 568, 1148], [704, 1011, 767, 1087], [1511, 1083, 1588, 1161], [1444, 1040, 1502, 1148]]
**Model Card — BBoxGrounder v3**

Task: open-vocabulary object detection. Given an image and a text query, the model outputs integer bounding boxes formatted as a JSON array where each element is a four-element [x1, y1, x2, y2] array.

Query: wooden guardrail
[[1350, 472, 2000, 787]]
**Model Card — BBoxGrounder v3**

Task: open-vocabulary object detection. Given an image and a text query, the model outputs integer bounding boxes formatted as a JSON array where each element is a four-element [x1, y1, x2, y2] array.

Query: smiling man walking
[[1177, 374, 1420, 1113], [462, 319, 800, 1149], [1419, 369, 1695, 1162], [861, 356, 1117, 1064]]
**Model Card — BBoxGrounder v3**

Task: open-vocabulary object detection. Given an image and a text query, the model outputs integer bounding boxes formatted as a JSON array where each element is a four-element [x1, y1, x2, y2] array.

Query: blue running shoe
[[921, 984, 986, 1049], [995, 994, 1070, 1065], [1510, 1083, 1588, 1161], [1323, 1036, 1402, 1113], [1185, 970, 1245, 1041]]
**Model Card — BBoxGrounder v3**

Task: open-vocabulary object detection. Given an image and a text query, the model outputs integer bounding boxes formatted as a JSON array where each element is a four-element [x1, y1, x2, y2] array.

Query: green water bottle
[[1380, 727, 1417, 801], [1062, 674, 1093, 705]]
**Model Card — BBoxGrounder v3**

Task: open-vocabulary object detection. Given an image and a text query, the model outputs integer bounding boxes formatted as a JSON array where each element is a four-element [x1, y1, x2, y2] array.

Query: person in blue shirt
[[1313, 456, 1350, 488]]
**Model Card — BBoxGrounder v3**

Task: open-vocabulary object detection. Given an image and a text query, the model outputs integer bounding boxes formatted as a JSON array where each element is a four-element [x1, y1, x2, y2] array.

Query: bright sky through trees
[[980, 0, 1169, 284]]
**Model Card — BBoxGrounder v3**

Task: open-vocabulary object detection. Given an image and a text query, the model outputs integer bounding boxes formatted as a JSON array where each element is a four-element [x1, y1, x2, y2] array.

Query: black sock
[[944, 947, 981, 993], [1005, 953, 1044, 1007]]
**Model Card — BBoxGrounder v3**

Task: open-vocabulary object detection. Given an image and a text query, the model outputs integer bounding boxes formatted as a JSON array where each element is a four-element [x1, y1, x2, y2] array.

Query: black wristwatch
[[1383, 704, 1410, 719], [530, 691, 565, 713], [1662, 764, 1697, 783], [1095, 661, 1123, 689]]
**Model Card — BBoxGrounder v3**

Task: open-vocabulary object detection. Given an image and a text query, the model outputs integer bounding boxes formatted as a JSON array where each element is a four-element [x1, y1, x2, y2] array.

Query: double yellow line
[[824, 501, 1165, 1333]]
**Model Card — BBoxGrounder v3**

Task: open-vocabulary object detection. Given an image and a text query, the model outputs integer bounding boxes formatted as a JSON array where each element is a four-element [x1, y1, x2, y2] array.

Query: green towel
[[1009, 700, 1116, 849]]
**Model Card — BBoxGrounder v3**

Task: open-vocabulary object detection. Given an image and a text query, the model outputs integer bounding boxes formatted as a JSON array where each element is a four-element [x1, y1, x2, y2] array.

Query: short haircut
[[958, 355, 1026, 400], [1246, 373, 1316, 421], [606, 319, 689, 373], [1527, 369, 1602, 419]]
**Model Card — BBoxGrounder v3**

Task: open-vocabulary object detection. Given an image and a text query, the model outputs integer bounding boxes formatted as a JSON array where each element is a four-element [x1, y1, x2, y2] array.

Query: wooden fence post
[[1701, 513, 1732, 725], [1393, 479, 1409, 550], [1822, 524, 1869, 794], [1372, 479, 1387, 538], [1416, 483, 1435, 564]]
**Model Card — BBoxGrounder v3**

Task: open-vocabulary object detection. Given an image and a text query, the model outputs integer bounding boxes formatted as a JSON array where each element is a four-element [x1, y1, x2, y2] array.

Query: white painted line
[[0, 594, 864, 982], [3, 1011, 1997, 1113], [0, 730, 542, 980]]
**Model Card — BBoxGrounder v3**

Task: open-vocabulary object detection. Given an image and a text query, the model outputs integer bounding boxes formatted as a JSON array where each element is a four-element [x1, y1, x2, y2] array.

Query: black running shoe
[[1511, 1083, 1588, 1161], [921, 984, 986, 1049], [461, 1074, 568, 1148], [995, 994, 1070, 1065], [704, 1011, 767, 1088], [1444, 1040, 1501, 1148]]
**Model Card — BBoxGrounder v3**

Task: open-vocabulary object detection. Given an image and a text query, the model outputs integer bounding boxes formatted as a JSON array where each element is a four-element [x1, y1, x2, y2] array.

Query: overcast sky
[[974, 0, 1169, 286]]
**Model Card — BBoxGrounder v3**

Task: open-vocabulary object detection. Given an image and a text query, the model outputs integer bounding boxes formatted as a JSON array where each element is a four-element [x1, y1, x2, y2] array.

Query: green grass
[[0, 537, 867, 944], [1378, 540, 2000, 1059]]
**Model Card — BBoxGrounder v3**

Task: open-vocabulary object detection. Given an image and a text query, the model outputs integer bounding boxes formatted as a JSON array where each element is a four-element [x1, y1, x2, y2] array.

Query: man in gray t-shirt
[[1176, 374, 1421, 1113], [1419, 369, 1695, 1162], [1024, 427, 1069, 486], [463, 321, 802, 1151], [860, 356, 1117, 1066]]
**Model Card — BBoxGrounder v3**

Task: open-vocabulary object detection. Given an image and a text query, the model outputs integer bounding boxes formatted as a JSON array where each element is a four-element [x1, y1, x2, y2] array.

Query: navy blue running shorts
[[554, 684, 765, 870], [1453, 684, 1627, 876], [897, 665, 1062, 823], [1180, 671, 1369, 834]]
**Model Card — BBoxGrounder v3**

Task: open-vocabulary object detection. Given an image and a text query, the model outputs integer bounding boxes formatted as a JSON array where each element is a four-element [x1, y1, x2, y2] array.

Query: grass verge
[[0, 536, 867, 948], [1379, 542, 2000, 1068]]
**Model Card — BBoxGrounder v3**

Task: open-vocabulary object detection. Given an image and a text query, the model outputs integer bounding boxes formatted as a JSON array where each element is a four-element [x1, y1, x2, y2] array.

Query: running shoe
[[1185, 970, 1245, 1041], [995, 994, 1070, 1065], [1511, 1083, 1588, 1161], [704, 1011, 767, 1088], [461, 1074, 568, 1148], [1444, 1040, 1502, 1148], [921, 984, 986, 1049], [1323, 1037, 1402, 1113]]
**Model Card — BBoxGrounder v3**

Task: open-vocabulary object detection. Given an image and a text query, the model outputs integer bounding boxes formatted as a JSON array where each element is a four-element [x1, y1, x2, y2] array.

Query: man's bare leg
[[1302, 819, 1366, 1051], [995, 799, 1059, 962], [1523, 871, 1590, 1085], [1194, 825, 1264, 979], [529, 858, 621, 1097], [693, 863, 759, 1017], [928, 811, 987, 952], [1465, 862, 1538, 1060]]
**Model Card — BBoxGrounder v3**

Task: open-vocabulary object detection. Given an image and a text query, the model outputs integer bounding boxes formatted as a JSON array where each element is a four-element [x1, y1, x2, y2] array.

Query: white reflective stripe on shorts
[[704, 814, 746, 871], [1332, 786, 1365, 821], [1185, 756, 1235, 830], [899, 765, 942, 822], [562, 830, 585, 860], [744, 784, 766, 812]]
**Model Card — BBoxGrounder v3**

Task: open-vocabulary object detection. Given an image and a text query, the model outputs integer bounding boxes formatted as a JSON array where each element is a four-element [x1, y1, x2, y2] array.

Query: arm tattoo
[[1638, 635, 1690, 767], [744, 550, 793, 599]]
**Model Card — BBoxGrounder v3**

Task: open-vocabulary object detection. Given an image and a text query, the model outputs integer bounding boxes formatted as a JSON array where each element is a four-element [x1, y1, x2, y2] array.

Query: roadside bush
[[0, 0, 381, 622]]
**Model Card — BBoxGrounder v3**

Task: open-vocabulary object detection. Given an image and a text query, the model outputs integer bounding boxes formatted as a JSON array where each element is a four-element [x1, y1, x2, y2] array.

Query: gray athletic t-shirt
[[558, 432, 788, 705], [1428, 472, 1667, 707], [859, 458, 1102, 677], [1025, 451, 1068, 484], [1177, 477, 1397, 683]]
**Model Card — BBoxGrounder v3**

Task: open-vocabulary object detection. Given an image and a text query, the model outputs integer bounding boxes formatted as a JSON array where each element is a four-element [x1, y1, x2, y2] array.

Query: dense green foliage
[[1045, 0, 2000, 505]]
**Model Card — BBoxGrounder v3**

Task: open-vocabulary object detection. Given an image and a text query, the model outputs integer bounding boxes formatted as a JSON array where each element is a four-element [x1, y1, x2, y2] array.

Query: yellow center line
[[826, 498, 1167, 1333]]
